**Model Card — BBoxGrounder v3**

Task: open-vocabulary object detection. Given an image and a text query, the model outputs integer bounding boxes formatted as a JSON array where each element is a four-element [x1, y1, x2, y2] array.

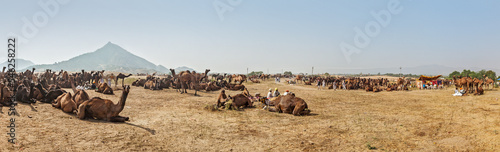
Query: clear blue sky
[[1, 0, 499, 74]]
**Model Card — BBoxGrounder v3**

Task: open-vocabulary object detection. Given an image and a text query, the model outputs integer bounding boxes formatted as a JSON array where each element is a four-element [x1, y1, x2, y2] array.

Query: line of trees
[[248, 71, 264, 76], [448, 70, 496, 79]]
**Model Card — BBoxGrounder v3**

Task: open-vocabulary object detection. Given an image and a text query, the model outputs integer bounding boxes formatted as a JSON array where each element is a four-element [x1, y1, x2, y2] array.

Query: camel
[[231, 74, 246, 84], [226, 84, 245, 91], [474, 86, 484, 95], [132, 79, 147, 87], [453, 76, 468, 93], [70, 78, 89, 107], [96, 82, 114, 95], [35, 83, 66, 103], [177, 69, 210, 96], [269, 94, 310, 116], [484, 76, 495, 90], [206, 81, 221, 91], [224, 94, 253, 110], [250, 79, 260, 83], [77, 85, 131, 122], [15, 83, 35, 103], [115, 73, 132, 87], [144, 78, 162, 90], [0, 83, 13, 107], [52, 92, 77, 113]]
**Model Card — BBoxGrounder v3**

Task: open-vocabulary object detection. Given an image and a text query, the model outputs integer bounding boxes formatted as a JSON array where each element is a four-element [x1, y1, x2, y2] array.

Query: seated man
[[453, 88, 462, 96], [283, 90, 290, 95], [459, 87, 466, 94]]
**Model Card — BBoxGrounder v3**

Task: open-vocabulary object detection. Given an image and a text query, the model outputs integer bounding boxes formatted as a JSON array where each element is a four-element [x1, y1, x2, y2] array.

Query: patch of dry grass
[[0, 79, 499, 151]]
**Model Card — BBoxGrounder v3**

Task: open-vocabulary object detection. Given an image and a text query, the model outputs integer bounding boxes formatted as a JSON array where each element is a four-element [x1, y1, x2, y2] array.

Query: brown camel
[[474, 86, 484, 95], [453, 76, 468, 92], [71, 79, 89, 107], [224, 94, 253, 110], [484, 76, 495, 90], [52, 92, 77, 113], [0, 83, 13, 107], [178, 69, 210, 95], [77, 85, 131, 122], [96, 82, 114, 94], [205, 81, 221, 91], [269, 94, 310, 116], [226, 84, 245, 91], [115, 73, 132, 87], [132, 79, 147, 87]]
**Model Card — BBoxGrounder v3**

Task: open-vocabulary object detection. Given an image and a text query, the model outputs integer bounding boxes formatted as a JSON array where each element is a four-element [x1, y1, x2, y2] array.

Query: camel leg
[[292, 103, 307, 116], [77, 101, 88, 119]]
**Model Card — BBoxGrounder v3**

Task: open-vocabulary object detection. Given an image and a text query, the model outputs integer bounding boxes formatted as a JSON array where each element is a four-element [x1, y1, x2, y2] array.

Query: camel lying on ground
[[224, 94, 253, 110], [71, 79, 89, 107], [96, 82, 114, 94], [52, 92, 77, 113], [269, 94, 310, 116], [77, 85, 131, 122], [35, 84, 66, 103]]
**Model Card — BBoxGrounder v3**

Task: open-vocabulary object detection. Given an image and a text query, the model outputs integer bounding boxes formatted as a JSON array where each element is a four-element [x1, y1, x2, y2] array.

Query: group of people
[[452, 87, 466, 96], [260, 88, 293, 109], [317, 79, 347, 90]]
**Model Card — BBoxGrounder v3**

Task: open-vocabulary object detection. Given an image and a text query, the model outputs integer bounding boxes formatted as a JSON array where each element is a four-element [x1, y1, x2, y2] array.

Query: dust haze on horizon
[[1, 0, 499, 74]]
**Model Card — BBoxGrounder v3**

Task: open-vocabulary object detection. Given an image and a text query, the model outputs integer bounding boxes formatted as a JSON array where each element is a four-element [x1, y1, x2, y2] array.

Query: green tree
[[284, 71, 293, 76], [485, 70, 496, 79], [324, 72, 330, 76], [449, 71, 460, 78], [248, 71, 263, 76]]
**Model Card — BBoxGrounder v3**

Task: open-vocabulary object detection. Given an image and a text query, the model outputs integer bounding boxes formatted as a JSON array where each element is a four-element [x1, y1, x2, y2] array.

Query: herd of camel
[[129, 69, 310, 116], [131, 69, 247, 95], [0, 68, 131, 122], [0, 67, 495, 121], [293, 75, 414, 92], [452, 75, 496, 95]]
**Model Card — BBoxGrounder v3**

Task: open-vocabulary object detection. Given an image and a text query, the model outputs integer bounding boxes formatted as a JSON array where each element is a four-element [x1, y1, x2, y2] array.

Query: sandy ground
[[1, 79, 499, 151]]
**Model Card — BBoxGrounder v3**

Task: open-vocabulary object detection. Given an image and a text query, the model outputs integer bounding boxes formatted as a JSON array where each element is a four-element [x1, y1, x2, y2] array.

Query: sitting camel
[[71, 78, 89, 107], [226, 84, 245, 91], [52, 92, 77, 113], [0, 83, 13, 107], [35, 83, 66, 103], [269, 94, 310, 116], [474, 86, 484, 95], [96, 82, 114, 95], [224, 94, 253, 110], [77, 85, 131, 122]]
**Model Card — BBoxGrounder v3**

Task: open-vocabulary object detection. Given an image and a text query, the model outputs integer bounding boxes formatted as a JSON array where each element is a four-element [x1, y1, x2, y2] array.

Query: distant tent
[[497, 78, 500, 81], [418, 75, 442, 81]]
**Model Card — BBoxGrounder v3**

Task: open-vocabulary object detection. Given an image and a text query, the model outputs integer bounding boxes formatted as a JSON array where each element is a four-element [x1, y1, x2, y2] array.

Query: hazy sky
[[1, 0, 499, 74]]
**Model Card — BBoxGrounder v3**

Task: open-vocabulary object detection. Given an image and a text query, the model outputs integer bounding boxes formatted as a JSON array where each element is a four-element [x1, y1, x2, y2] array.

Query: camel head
[[204, 69, 210, 76], [123, 85, 130, 94]]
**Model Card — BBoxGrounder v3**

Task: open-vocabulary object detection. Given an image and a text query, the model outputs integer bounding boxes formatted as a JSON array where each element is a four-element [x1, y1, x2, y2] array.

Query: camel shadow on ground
[[18, 102, 38, 112], [80, 118, 156, 135]]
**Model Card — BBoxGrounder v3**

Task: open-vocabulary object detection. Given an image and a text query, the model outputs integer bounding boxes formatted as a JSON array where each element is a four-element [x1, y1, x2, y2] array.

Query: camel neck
[[115, 90, 129, 113]]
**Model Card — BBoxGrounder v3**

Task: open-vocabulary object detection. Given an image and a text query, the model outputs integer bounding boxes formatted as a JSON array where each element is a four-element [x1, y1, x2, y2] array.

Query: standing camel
[[115, 73, 133, 87]]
